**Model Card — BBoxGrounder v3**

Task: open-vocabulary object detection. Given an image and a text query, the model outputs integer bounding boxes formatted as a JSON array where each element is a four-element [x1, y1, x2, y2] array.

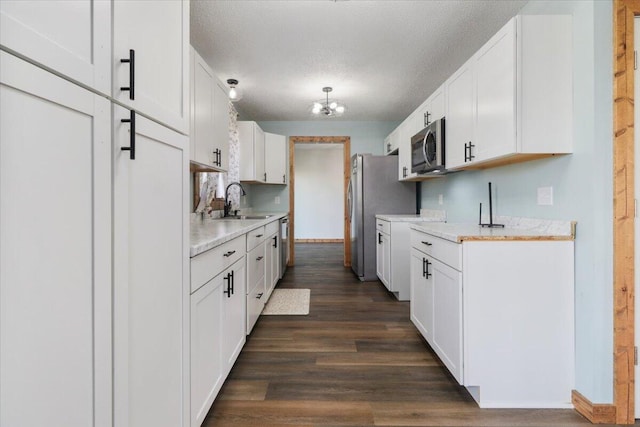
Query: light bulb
[[312, 103, 322, 114], [329, 102, 337, 109], [336, 105, 345, 113], [229, 87, 238, 100]]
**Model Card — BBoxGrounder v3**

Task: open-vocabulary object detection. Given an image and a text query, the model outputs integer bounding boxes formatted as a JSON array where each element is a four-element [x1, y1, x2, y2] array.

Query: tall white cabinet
[[0, 50, 112, 427], [1, 2, 189, 426]]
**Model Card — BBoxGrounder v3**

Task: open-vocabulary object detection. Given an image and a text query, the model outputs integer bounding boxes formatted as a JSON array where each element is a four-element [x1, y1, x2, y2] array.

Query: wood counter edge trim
[[572, 390, 617, 424], [457, 235, 575, 242]]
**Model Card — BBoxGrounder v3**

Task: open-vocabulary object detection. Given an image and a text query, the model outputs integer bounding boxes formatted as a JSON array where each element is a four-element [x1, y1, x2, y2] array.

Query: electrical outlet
[[275, 196, 280, 205], [537, 186, 553, 206], [438, 194, 444, 205]]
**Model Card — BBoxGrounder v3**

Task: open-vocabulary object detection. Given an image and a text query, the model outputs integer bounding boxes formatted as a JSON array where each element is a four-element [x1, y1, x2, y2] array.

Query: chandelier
[[311, 87, 346, 117]]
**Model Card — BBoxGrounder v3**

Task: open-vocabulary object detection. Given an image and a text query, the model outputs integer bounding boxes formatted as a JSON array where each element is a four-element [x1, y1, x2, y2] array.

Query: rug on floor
[[262, 288, 310, 315]]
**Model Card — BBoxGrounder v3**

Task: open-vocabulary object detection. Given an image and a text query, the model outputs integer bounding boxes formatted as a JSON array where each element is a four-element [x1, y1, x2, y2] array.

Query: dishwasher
[[280, 216, 289, 279]]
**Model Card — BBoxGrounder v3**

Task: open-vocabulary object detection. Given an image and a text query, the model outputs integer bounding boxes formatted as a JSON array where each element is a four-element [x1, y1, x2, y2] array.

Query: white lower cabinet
[[246, 239, 267, 334], [410, 227, 574, 408], [189, 237, 247, 427], [113, 103, 189, 427]]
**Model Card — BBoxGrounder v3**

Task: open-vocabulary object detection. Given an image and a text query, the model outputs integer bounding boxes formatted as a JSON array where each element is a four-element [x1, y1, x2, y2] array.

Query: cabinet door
[[0, 0, 110, 95], [190, 276, 224, 427], [410, 249, 433, 342], [223, 259, 247, 370], [213, 80, 230, 171], [0, 52, 112, 427], [113, 0, 189, 133], [376, 231, 386, 286], [265, 233, 280, 299], [430, 256, 463, 384], [113, 105, 188, 427], [445, 61, 475, 169], [255, 124, 266, 182], [398, 118, 415, 180], [382, 233, 391, 288], [475, 21, 516, 162], [265, 133, 287, 184], [190, 48, 216, 168]]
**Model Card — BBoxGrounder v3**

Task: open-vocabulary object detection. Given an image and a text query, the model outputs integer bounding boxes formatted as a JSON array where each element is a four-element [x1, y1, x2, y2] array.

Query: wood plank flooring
[[203, 243, 621, 426]]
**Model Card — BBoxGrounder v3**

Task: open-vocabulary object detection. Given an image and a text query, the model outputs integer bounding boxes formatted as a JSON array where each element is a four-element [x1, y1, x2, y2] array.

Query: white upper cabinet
[[445, 59, 475, 170], [113, 0, 189, 134], [415, 84, 446, 129], [445, 15, 572, 170], [397, 115, 417, 181], [384, 129, 399, 155], [239, 121, 266, 182], [0, 0, 111, 95], [190, 47, 230, 171], [265, 132, 287, 184]]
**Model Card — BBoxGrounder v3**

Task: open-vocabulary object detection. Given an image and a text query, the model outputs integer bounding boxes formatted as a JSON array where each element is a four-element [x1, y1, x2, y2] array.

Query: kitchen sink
[[221, 214, 273, 220]]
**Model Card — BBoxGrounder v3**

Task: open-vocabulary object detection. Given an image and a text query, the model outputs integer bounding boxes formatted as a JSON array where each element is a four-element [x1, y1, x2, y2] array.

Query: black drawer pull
[[255, 234, 263, 238], [273, 236, 278, 248], [256, 256, 264, 261], [120, 110, 136, 160], [256, 292, 263, 299], [422, 258, 427, 278], [378, 233, 382, 244], [223, 250, 236, 257], [120, 49, 135, 100], [425, 259, 432, 279], [421, 241, 432, 246], [223, 274, 231, 298]]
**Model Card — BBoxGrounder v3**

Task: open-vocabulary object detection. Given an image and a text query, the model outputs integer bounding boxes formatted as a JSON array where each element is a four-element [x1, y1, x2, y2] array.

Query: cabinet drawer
[[411, 230, 461, 271], [376, 219, 391, 235], [265, 219, 279, 236], [191, 235, 246, 293], [246, 243, 266, 294], [246, 226, 266, 250], [246, 275, 266, 334]]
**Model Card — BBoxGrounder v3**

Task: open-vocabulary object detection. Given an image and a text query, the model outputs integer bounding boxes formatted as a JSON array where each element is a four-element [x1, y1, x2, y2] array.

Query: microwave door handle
[[422, 131, 432, 168]]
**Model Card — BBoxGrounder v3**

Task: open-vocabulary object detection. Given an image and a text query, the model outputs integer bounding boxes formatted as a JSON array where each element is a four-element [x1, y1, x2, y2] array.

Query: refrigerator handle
[[347, 178, 353, 222]]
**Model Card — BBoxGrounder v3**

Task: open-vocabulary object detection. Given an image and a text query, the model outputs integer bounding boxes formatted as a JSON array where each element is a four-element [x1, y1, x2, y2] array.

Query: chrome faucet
[[224, 182, 246, 217]]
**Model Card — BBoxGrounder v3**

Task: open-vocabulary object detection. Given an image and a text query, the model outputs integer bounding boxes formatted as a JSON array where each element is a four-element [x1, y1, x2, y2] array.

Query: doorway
[[288, 136, 351, 267]]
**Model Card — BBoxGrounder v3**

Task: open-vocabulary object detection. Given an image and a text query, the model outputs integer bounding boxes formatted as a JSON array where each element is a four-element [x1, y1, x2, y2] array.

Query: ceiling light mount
[[227, 78, 242, 102], [311, 86, 345, 117]]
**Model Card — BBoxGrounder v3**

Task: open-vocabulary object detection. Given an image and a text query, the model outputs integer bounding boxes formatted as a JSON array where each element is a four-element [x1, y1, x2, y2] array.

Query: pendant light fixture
[[311, 87, 345, 117], [227, 78, 242, 102]]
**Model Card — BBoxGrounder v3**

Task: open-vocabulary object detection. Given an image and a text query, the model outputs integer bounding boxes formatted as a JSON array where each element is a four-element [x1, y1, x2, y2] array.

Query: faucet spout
[[224, 182, 246, 217]]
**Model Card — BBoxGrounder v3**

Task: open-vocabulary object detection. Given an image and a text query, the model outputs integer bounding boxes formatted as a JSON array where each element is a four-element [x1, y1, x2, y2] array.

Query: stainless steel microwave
[[411, 118, 445, 174]]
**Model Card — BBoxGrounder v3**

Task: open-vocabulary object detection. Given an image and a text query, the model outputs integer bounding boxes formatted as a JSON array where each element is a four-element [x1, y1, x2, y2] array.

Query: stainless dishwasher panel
[[280, 216, 289, 278]]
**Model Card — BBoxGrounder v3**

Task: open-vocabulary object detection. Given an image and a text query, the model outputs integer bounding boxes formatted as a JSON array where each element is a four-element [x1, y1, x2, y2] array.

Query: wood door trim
[[612, 1, 637, 423], [288, 136, 351, 267], [572, 390, 617, 424]]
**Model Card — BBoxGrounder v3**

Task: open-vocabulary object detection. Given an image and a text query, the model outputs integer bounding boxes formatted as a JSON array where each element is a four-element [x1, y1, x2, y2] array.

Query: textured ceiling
[[191, 0, 528, 122]]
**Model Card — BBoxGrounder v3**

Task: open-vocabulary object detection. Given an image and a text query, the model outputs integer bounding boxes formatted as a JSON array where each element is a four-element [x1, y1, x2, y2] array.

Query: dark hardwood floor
[[204, 243, 622, 426]]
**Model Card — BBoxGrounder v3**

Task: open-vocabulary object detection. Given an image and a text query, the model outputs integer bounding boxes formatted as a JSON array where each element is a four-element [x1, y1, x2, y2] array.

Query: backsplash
[[195, 102, 241, 217]]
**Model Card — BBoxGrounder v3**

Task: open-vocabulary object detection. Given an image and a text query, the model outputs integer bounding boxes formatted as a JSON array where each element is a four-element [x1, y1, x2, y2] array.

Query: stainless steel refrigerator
[[348, 154, 417, 281]]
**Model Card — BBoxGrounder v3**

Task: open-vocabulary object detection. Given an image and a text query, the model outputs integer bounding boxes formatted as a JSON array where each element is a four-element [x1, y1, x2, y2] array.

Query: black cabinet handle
[[223, 273, 231, 298], [256, 292, 263, 299], [465, 141, 475, 162], [256, 256, 264, 261], [378, 233, 382, 244], [255, 234, 263, 238], [403, 166, 407, 178], [386, 142, 391, 153], [283, 174, 286, 183], [424, 111, 431, 127], [264, 172, 267, 181], [223, 250, 236, 257], [421, 241, 432, 246], [422, 258, 427, 278], [230, 270, 235, 295], [425, 259, 432, 279], [273, 236, 278, 248], [212, 148, 221, 166], [120, 49, 135, 100], [120, 110, 135, 160]]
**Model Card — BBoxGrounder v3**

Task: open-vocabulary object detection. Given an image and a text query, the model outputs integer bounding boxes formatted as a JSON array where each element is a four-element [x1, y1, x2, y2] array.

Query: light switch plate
[[537, 186, 553, 206]]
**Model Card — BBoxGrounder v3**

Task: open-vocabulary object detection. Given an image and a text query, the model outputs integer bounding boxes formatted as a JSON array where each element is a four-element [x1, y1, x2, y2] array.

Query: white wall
[[419, 0, 613, 403], [294, 144, 344, 239]]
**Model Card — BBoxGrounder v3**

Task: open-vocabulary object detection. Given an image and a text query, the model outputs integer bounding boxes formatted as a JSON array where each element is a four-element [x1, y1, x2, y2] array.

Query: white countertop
[[190, 212, 287, 257], [410, 220, 575, 243], [376, 214, 443, 222]]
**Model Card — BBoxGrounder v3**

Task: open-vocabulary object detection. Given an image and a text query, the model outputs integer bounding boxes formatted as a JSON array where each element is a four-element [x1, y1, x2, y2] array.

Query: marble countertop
[[376, 209, 446, 222], [190, 212, 288, 257], [410, 217, 576, 243]]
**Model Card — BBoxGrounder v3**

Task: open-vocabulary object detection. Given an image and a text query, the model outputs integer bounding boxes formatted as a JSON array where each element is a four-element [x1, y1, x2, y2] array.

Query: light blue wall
[[419, 0, 613, 403], [246, 121, 399, 212]]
